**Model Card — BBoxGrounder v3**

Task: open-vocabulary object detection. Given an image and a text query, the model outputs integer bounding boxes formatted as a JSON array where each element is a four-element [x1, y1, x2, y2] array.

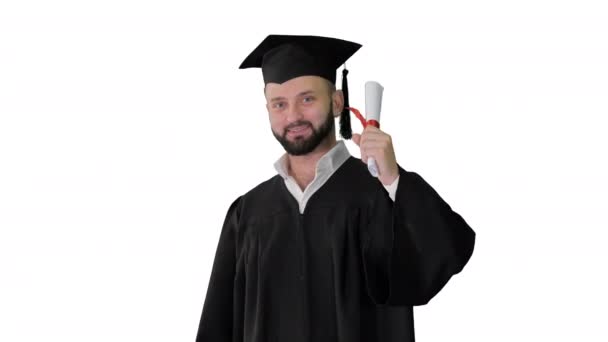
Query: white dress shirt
[[273, 140, 400, 214]]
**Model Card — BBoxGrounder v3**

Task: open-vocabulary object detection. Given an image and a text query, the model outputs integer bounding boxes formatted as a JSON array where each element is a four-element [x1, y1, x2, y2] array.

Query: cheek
[[309, 106, 330, 122], [268, 113, 283, 130]]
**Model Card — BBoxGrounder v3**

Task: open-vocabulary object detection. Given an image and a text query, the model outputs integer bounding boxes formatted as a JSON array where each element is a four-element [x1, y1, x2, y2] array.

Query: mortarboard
[[239, 34, 362, 139]]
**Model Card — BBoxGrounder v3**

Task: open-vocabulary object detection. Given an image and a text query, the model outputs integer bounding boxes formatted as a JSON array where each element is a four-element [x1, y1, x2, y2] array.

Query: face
[[265, 76, 342, 156]]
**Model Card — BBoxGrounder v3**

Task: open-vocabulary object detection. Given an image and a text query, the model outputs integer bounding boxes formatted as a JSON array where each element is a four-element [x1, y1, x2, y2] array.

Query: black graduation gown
[[196, 156, 475, 342]]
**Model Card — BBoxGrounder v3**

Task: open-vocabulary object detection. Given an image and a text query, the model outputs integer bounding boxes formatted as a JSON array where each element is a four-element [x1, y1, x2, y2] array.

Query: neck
[[286, 136, 337, 189]]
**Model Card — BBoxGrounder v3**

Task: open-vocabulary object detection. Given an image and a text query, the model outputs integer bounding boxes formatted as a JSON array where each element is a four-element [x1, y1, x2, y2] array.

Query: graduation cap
[[239, 34, 362, 140]]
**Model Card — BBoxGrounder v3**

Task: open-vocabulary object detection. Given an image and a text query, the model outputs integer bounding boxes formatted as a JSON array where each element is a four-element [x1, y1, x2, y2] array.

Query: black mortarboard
[[239, 34, 362, 139]]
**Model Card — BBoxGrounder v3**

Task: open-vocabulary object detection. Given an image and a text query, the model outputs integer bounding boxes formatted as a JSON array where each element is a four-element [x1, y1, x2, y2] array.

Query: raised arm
[[362, 167, 475, 306]]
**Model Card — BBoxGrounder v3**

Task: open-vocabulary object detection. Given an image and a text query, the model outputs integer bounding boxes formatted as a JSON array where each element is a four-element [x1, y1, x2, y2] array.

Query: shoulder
[[241, 173, 283, 202], [227, 174, 286, 221], [342, 157, 428, 198]]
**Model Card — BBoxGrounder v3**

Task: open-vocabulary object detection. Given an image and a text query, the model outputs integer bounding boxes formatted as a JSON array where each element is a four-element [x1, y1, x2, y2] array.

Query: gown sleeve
[[195, 196, 242, 341], [361, 166, 476, 306]]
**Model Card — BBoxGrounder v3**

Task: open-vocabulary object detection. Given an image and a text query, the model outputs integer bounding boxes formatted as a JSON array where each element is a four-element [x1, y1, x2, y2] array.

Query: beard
[[272, 106, 335, 156]]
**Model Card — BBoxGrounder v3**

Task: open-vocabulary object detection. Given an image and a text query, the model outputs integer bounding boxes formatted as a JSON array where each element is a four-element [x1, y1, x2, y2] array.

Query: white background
[[1, 0, 607, 341]]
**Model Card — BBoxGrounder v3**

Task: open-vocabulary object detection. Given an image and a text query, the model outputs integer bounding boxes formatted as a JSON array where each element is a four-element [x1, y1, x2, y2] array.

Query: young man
[[195, 34, 476, 342]]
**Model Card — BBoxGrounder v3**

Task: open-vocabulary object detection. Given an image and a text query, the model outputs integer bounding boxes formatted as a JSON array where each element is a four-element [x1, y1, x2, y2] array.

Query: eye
[[272, 101, 285, 109], [302, 96, 315, 103]]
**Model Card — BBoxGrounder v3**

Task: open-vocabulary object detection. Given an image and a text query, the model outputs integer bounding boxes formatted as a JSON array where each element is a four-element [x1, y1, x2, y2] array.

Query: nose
[[285, 102, 304, 124]]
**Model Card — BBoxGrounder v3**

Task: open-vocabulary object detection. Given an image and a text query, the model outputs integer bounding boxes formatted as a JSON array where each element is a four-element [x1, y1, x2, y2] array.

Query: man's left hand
[[351, 125, 399, 186]]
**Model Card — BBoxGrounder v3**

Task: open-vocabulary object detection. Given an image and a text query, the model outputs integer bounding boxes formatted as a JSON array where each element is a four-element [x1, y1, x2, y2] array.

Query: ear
[[332, 89, 344, 117]]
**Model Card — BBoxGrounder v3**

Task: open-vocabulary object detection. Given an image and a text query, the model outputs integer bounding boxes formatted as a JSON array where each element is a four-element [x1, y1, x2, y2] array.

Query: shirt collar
[[273, 140, 351, 180]]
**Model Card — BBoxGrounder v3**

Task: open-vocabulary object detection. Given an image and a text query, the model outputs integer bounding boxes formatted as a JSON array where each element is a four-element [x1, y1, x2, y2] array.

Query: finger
[[359, 147, 368, 164], [359, 137, 391, 150], [360, 141, 390, 150], [361, 130, 388, 142], [351, 133, 361, 146], [364, 125, 381, 132]]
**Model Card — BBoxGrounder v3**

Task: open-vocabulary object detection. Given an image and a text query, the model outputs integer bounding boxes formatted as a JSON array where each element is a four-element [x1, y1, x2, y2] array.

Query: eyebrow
[[270, 90, 315, 102]]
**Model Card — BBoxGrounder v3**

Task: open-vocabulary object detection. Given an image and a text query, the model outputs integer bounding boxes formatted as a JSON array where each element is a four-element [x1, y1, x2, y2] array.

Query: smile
[[289, 125, 309, 133]]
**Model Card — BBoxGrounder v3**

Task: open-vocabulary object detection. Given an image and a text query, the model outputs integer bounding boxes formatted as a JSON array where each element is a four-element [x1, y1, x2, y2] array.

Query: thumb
[[351, 133, 361, 146]]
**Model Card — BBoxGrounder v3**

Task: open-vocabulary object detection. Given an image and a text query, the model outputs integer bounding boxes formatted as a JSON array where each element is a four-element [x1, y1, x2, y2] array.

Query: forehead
[[265, 75, 330, 98]]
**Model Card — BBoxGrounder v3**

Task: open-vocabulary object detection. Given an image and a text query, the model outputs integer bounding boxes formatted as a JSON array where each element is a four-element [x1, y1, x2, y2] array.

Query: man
[[195, 34, 475, 342]]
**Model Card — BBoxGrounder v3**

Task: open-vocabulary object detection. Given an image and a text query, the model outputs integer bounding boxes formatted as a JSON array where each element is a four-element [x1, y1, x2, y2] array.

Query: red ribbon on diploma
[[346, 107, 380, 129]]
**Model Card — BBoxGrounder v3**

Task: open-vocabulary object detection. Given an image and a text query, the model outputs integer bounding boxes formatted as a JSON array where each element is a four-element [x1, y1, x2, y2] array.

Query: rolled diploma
[[365, 81, 384, 177]]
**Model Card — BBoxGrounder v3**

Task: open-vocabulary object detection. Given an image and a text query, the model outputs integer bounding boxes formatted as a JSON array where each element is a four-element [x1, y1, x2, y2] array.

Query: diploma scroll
[[365, 81, 384, 177]]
